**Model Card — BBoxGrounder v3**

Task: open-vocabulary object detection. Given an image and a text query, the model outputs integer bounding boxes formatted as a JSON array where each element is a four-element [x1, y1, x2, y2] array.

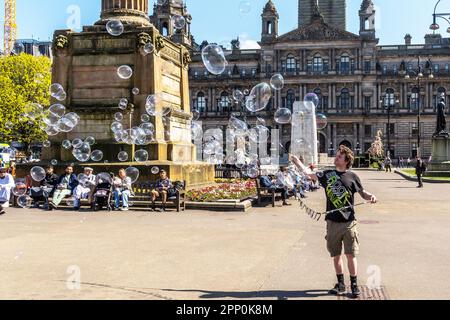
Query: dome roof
[[263, 0, 277, 14]]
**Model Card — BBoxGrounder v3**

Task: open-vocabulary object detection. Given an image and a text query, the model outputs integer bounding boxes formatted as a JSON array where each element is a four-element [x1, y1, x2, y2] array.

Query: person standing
[[49, 165, 78, 210], [113, 169, 132, 211], [290, 146, 377, 298], [407, 157, 411, 168], [384, 156, 392, 173], [415, 156, 426, 188], [0, 167, 15, 215]]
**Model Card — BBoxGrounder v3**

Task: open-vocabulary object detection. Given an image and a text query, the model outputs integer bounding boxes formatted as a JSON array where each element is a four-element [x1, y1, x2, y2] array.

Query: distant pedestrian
[[407, 157, 411, 168], [415, 156, 427, 188], [384, 156, 392, 173]]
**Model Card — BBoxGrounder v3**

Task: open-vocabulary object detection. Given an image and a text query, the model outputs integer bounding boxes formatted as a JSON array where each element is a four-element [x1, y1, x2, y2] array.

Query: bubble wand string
[[298, 197, 369, 221]]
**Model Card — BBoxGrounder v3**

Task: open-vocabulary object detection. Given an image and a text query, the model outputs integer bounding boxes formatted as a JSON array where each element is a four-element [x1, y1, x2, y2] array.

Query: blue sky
[[1, 0, 450, 46]]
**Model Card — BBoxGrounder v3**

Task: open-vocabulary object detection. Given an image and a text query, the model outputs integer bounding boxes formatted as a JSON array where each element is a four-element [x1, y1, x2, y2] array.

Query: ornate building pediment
[[277, 19, 360, 42]]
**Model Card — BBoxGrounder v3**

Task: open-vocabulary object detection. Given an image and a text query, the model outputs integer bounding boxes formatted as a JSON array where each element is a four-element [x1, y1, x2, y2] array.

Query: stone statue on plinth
[[433, 98, 449, 138]]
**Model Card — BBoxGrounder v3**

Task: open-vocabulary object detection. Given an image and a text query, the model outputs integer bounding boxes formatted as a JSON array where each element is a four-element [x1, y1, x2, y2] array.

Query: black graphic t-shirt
[[317, 170, 363, 222]]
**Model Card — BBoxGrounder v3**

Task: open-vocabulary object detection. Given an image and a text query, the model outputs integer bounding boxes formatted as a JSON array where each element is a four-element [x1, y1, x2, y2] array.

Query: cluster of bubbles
[[60, 136, 103, 163]]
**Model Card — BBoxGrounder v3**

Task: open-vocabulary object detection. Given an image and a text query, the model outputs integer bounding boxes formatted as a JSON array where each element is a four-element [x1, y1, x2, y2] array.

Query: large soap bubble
[[245, 83, 272, 112], [270, 74, 284, 91], [30, 166, 46, 182], [316, 113, 328, 130], [117, 65, 133, 79], [72, 142, 91, 162], [304, 92, 319, 107], [134, 150, 149, 162], [125, 167, 140, 184], [274, 108, 292, 124], [106, 19, 124, 36], [201, 44, 228, 75]]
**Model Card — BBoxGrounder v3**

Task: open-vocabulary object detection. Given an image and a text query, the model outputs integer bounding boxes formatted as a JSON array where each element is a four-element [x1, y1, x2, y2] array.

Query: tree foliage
[[0, 54, 51, 145], [367, 130, 385, 158]]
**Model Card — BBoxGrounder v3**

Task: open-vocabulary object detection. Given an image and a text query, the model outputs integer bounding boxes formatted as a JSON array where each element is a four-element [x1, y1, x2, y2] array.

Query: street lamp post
[[404, 57, 434, 157], [430, 0, 450, 33], [379, 94, 399, 157]]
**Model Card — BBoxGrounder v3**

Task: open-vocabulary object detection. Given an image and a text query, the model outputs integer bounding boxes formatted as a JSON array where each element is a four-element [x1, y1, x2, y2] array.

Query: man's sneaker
[[351, 284, 361, 298], [120, 207, 129, 211], [329, 283, 346, 295], [0, 209, 5, 215]]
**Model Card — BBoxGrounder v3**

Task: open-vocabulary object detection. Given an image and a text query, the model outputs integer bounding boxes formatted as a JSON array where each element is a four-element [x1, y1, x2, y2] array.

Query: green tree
[[0, 54, 51, 145]]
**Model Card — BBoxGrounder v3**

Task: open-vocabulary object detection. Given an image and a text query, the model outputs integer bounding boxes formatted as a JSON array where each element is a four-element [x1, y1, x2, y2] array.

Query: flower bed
[[187, 179, 256, 202]]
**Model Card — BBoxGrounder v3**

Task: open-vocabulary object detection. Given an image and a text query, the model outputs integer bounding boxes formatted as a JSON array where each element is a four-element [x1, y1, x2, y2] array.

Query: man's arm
[[289, 154, 318, 181], [358, 189, 377, 203]]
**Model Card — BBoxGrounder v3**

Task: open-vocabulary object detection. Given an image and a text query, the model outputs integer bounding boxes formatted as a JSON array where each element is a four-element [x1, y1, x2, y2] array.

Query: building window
[[364, 60, 371, 73], [286, 55, 296, 72], [364, 125, 372, 137], [446, 64, 449, 74], [393, 65, 398, 75], [387, 123, 395, 135], [313, 56, 323, 72], [434, 64, 440, 73], [385, 88, 395, 106], [364, 96, 371, 112], [411, 123, 419, 135], [339, 88, 350, 112], [340, 56, 350, 74], [219, 92, 230, 111], [323, 60, 329, 73], [323, 96, 329, 110], [196, 92, 206, 112], [382, 65, 387, 75], [410, 87, 420, 110], [286, 89, 296, 110]]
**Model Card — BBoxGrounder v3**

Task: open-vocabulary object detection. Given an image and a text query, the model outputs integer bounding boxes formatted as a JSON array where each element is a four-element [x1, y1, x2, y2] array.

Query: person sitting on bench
[[73, 167, 97, 211], [49, 165, 78, 210], [259, 172, 291, 206], [30, 165, 58, 209], [113, 169, 132, 211], [151, 170, 174, 212]]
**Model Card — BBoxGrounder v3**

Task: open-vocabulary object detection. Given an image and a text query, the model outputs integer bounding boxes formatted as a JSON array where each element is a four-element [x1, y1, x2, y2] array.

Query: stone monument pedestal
[[426, 136, 450, 177]]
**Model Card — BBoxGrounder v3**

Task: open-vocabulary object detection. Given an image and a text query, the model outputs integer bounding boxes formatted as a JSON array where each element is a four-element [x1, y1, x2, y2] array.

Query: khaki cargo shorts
[[325, 220, 359, 257]]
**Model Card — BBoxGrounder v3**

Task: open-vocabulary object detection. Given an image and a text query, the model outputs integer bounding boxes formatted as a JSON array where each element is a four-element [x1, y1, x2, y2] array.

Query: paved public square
[[1, 169, 449, 300]]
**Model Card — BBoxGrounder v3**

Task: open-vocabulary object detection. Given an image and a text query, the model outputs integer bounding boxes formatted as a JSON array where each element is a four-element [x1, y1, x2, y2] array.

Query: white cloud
[[238, 33, 261, 50]]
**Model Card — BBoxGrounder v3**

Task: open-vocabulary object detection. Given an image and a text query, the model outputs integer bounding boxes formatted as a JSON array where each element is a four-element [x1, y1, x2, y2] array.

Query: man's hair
[[66, 164, 74, 169], [46, 165, 54, 170], [160, 170, 167, 175], [338, 145, 354, 169]]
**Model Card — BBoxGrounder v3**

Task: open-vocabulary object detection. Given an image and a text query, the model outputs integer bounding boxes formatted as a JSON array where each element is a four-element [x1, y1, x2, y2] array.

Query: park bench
[[255, 176, 285, 207], [129, 181, 187, 212]]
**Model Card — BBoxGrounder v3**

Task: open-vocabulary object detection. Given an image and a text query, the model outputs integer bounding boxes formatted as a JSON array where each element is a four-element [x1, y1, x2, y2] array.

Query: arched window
[[196, 92, 206, 112], [267, 21, 273, 34], [340, 55, 350, 74], [286, 89, 296, 110], [313, 55, 323, 72], [162, 22, 169, 37], [340, 88, 350, 112], [219, 92, 230, 111], [410, 87, 420, 110], [286, 55, 296, 72]]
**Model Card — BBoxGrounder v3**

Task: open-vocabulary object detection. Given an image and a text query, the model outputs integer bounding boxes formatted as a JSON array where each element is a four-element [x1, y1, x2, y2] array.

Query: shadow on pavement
[[160, 288, 331, 300]]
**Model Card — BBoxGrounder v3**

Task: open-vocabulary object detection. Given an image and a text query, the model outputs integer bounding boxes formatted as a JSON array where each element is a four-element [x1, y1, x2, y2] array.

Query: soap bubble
[[51, 159, 58, 166], [114, 112, 124, 122], [117, 65, 133, 80], [201, 44, 228, 75], [85, 136, 96, 146], [139, 122, 154, 135], [12, 182, 28, 197], [316, 113, 328, 130], [43, 140, 51, 148], [111, 121, 123, 133], [106, 19, 124, 36], [30, 166, 46, 182], [245, 166, 259, 179], [125, 167, 140, 184], [62, 140, 72, 149], [49, 104, 66, 117], [90, 150, 103, 162], [192, 109, 200, 121], [132, 87, 140, 95], [274, 108, 292, 124], [56, 117, 76, 132], [118, 98, 128, 110], [172, 15, 186, 30], [118, 151, 129, 162], [97, 172, 112, 184], [143, 43, 154, 55], [17, 195, 33, 209], [162, 106, 172, 116], [239, 1, 252, 15], [141, 114, 150, 123], [232, 90, 244, 102], [245, 83, 272, 112], [72, 142, 91, 162], [134, 150, 149, 162], [304, 92, 319, 107], [151, 166, 160, 175], [270, 74, 284, 91], [191, 122, 203, 140], [50, 84, 66, 101]]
